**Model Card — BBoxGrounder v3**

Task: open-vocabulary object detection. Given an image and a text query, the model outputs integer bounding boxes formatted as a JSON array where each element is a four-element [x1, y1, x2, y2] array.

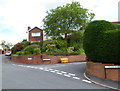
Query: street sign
[[43, 59, 50, 61], [105, 66, 120, 69], [28, 58, 32, 60]]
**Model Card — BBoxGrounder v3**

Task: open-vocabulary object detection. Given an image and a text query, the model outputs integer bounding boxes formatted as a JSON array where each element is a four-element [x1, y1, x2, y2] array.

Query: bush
[[21, 41, 30, 48], [24, 45, 41, 55], [16, 51, 25, 56], [67, 47, 74, 53], [33, 48, 41, 55], [67, 31, 84, 53], [83, 20, 119, 64], [11, 43, 23, 54], [55, 39, 67, 49]]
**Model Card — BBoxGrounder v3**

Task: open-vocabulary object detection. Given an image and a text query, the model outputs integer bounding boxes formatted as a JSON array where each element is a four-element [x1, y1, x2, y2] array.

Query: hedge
[[83, 20, 119, 64]]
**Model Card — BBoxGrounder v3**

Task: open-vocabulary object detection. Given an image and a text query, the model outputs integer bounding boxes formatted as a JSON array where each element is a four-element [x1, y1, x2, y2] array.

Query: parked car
[[5, 52, 11, 56]]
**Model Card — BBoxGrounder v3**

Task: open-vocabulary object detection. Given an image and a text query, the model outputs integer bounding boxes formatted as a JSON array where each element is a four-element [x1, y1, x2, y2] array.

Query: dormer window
[[32, 32, 41, 37]]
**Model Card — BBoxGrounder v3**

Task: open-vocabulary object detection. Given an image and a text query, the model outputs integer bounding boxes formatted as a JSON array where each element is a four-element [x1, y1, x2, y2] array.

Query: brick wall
[[11, 54, 86, 64], [86, 61, 120, 82], [106, 68, 120, 81]]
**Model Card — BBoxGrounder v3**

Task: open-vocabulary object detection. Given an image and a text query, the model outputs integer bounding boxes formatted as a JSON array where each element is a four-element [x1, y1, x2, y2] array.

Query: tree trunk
[[65, 33, 68, 47], [65, 33, 67, 40]]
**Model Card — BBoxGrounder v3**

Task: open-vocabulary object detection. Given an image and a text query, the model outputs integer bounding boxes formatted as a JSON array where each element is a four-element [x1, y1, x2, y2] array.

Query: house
[[112, 21, 120, 25], [0, 45, 11, 54], [28, 27, 43, 43], [0, 45, 3, 54]]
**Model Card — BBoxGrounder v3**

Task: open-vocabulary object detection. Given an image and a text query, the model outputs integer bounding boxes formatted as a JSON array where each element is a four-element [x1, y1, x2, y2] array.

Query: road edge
[[83, 72, 120, 90]]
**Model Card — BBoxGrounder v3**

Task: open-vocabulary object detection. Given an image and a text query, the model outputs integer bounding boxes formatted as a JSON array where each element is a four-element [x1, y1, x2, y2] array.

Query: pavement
[[84, 73, 120, 90]]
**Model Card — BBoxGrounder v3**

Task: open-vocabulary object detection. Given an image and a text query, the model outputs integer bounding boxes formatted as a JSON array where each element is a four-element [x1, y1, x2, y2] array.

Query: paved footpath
[[2, 55, 118, 90]]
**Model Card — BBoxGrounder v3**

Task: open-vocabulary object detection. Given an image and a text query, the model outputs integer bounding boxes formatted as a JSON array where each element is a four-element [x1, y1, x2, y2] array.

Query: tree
[[0, 40, 13, 49], [43, 1, 95, 40]]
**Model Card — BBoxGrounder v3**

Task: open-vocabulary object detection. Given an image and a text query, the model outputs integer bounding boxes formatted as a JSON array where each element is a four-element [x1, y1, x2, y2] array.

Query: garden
[[11, 30, 84, 56]]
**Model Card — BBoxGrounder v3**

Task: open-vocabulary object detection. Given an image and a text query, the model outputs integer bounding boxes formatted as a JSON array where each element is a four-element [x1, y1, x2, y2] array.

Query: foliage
[[12, 54, 18, 56], [55, 39, 67, 49], [42, 40, 56, 53], [67, 47, 74, 53], [33, 48, 41, 55], [0, 40, 13, 49], [21, 41, 30, 48], [117, 24, 120, 29], [43, 1, 95, 40], [11, 43, 23, 54], [16, 51, 25, 56], [23, 45, 41, 55], [67, 30, 84, 51], [83, 20, 119, 64]]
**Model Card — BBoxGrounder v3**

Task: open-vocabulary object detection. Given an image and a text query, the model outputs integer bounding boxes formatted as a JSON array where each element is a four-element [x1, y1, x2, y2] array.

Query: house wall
[[29, 28, 43, 43], [0, 50, 2, 54]]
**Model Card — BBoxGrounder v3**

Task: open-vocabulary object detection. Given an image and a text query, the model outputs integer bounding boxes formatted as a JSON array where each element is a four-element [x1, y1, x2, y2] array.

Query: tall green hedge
[[83, 20, 119, 64]]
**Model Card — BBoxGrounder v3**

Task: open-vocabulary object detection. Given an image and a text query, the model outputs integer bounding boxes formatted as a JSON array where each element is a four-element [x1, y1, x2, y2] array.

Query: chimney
[[28, 26, 31, 30]]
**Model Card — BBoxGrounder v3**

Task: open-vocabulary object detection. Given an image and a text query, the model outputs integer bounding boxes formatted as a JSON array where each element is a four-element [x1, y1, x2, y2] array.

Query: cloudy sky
[[0, 0, 119, 44]]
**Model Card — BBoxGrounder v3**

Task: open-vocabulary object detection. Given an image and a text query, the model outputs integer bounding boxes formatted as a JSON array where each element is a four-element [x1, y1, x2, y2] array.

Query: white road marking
[[61, 71, 67, 73], [12, 63, 94, 83], [64, 74, 71, 77], [30, 66, 35, 68], [82, 79, 92, 83], [56, 72, 62, 75], [54, 70, 59, 72], [73, 77, 80, 80], [49, 68, 53, 70], [26, 66, 31, 68], [33, 67, 39, 69], [44, 69, 50, 71], [39, 67, 44, 70], [68, 73, 76, 76], [50, 70, 56, 73]]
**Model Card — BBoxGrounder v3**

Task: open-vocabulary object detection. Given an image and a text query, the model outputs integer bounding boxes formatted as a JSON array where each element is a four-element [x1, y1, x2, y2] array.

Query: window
[[31, 41, 40, 43], [32, 32, 41, 37]]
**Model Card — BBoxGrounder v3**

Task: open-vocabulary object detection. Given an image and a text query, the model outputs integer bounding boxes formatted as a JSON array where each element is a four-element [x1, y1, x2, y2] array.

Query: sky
[[0, 0, 119, 45]]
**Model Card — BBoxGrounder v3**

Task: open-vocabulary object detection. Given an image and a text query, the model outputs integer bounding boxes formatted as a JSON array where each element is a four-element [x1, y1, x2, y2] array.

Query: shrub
[[33, 48, 41, 55], [11, 43, 23, 54], [24, 45, 41, 55], [83, 20, 119, 64], [67, 47, 74, 53], [16, 51, 25, 56], [21, 41, 30, 48], [67, 31, 84, 53], [55, 40, 67, 49], [12, 54, 18, 56]]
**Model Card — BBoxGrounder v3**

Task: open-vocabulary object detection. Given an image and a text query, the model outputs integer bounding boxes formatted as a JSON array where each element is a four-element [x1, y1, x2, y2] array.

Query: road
[[2, 55, 114, 90]]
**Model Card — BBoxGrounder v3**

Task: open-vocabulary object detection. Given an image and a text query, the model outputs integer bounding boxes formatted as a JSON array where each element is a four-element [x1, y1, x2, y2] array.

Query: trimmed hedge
[[83, 20, 119, 64]]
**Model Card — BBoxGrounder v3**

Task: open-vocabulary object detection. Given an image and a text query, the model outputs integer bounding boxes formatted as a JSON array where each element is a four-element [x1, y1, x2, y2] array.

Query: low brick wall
[[11, 54, 86, 64], [86, 61, 120, 82], [11, 55, 43, 64]]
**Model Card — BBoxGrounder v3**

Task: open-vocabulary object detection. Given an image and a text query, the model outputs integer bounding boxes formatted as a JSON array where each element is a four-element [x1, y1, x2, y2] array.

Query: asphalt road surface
[[2, 55, 115, 90]]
